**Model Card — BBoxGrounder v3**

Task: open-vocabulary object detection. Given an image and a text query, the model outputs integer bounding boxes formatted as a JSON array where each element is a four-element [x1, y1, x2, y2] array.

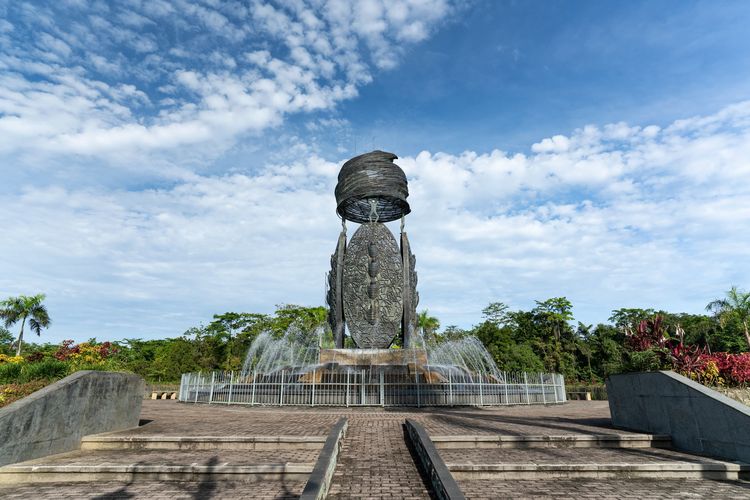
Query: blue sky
[[1, 0, 750, 343]]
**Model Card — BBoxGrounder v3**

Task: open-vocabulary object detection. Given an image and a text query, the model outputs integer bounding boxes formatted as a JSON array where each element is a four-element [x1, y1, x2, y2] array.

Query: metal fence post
[[346, 370, 350, 407], [280, 370, 285, 406], [227, 371, 234, 405], [523, 372, 530, 404], [554, 374, 559, 403], [541, 373, 547, 404], [479, 375, 484, 406], [360, 369, 365, 405], [380, 370, 385, 407], [312, 368, 317, 406], [208, 372, 216, 404], [416, 367, 421, 408], [194, 372, 200, 404], [448, 371, 453, 406], [551, 374, 558, 403], [503, 371, 509, 405], [251, 370, 257, 406]]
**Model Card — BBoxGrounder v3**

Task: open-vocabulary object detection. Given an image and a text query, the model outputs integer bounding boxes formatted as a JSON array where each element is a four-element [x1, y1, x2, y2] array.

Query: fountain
[[179, 151, 566, 406]]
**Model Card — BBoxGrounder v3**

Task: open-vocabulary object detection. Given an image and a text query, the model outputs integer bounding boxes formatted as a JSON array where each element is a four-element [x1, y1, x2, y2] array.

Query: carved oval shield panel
[[343, 223, 403, 348]]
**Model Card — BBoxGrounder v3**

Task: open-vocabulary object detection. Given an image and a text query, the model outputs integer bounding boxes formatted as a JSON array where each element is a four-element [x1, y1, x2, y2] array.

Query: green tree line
[[3, 289, 750, 385]]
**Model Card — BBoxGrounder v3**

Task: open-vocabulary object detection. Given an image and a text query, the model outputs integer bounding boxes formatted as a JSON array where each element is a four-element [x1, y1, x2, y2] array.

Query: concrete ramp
[[0, 370, 144, 466], [607, 370, 750, 463]]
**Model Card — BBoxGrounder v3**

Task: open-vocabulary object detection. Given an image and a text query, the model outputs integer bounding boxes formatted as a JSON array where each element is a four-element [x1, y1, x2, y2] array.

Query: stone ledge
[[449, 462, 750, 480], [431, 433, 672, 449], [449, 463, 749, 471], [84, 435, 326, 442], [0, 463, 314, 484], [80, 434, 327, 450]]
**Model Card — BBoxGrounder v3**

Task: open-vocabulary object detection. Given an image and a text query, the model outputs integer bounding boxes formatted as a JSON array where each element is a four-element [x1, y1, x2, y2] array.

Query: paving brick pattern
[[128, 400, 616, 439], [0, 480, 305, 499], [119, 401, 340, 436], [458, 478, 750, 499], [440, 446, 729, 466], [417, 401, 620, 436]]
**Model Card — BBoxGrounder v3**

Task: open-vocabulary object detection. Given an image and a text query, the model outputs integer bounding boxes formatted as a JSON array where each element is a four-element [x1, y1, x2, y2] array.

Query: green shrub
[[19, 359, 68, 383], [0, 363, 22, 384], [0, 359, 72, 384], [625, 348, 666, 372]]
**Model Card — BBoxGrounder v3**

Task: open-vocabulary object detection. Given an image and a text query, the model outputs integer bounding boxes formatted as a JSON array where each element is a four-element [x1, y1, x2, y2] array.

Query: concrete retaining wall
[[607, 371, 750, 463], [0, 370, 145, 466]]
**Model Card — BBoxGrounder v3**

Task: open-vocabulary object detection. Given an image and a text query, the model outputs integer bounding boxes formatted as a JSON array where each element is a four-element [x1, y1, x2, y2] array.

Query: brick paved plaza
[[1, 400, 749, 499]]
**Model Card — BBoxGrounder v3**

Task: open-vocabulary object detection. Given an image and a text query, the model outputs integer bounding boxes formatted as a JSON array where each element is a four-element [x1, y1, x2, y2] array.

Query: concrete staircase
[[431, 433, 750, 484], [3, 400, 750, 499], [0, 434, 321, 485]]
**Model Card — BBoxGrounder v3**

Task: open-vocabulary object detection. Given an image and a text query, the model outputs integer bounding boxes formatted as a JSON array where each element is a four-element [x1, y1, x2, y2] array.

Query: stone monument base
[[318, 348, 428, 367]]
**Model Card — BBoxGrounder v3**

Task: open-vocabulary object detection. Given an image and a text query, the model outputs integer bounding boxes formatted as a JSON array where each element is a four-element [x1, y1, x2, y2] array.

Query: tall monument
[[326, 151, 419, 349]]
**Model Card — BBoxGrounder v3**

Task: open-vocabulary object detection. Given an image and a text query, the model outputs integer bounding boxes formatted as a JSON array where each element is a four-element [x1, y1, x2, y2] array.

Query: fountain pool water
[[241, 326, 500, 378], [240, 326, 324, 376], [178, 326, 566, 407]]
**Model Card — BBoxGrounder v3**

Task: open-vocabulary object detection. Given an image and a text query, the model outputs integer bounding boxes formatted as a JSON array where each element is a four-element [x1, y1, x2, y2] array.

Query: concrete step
[[80, 434, 327, 451], [0, 448, 317, 484], [443, 446, 750, 480], [456, 478, 750, 498], [450, 462, 749, 480], [431, 433, 671, 449]]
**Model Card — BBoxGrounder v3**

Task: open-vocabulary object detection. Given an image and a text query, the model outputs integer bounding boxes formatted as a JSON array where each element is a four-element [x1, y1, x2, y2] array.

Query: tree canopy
[[0, 294, 51, 356]]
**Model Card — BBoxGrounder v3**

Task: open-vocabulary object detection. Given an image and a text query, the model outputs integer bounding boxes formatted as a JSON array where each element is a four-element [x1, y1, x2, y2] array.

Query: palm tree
[[0, 294, 51, 356], [706, 286, 750, 350], [417, 309, 440, 344]]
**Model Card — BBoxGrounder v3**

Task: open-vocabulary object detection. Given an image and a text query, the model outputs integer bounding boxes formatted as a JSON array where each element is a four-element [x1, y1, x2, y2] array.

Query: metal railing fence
[[178, 369, 566, 407]]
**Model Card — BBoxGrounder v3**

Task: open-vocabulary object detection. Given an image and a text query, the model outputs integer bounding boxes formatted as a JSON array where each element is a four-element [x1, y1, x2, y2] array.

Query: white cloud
[[1, 101, 749, 341], [531, 134, 570, 153], [0, 1, 454, 168]]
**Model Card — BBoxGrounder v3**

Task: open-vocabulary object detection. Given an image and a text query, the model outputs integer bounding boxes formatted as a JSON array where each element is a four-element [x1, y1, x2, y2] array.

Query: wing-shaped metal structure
[[327, 228, 347, 348], [401, 231, 419, 348]]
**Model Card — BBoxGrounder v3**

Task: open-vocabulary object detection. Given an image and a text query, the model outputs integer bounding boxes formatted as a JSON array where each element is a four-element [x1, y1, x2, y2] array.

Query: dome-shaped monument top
[[335, 150, 411, 224]]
